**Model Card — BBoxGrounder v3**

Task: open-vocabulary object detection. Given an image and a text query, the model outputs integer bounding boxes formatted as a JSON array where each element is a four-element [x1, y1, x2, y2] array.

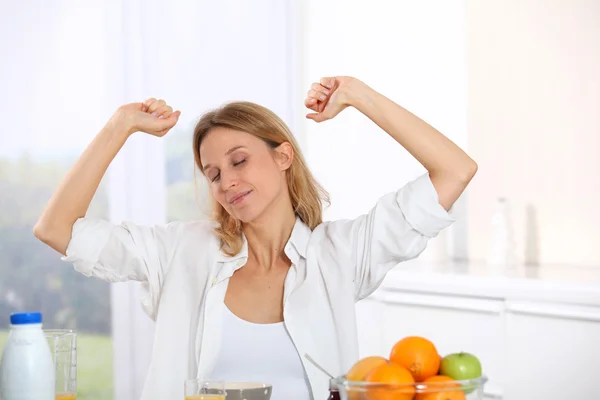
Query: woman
[[34, 75, 477, 400]]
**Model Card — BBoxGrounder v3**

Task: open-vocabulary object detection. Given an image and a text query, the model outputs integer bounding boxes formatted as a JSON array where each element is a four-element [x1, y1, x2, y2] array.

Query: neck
[[243, 196, 296, 272]]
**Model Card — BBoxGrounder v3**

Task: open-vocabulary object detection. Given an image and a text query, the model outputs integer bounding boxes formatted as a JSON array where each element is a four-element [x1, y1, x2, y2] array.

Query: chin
[[232, 213, 259, 225], [226, 205, 258, 224], [229, 204, 269, 225]]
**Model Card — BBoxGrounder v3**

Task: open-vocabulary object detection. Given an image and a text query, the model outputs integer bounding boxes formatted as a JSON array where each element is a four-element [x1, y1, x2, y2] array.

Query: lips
[[228, 190, 252, 205]]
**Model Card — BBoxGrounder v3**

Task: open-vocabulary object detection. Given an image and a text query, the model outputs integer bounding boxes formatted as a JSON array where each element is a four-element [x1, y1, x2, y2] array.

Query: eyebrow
[[202, 145, 247, 171]]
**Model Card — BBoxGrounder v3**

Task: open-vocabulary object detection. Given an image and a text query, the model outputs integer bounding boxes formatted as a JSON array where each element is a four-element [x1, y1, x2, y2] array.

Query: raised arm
[[305, 76, 477, 299], [34, 99, 181, 255], [305, 76, 477, 210]]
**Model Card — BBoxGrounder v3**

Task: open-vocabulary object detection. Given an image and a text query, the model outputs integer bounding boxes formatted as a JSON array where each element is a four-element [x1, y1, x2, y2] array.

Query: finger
[[306, 112, 327, 123], [164, 110, 180, 122], [148, 99, 166, 114], [304, 97, 318, 109], [319, 77, 335, 89], [307, 89, 327, 102], [154, 110, 181, 132], [155, 105, 173, 119], [143, 98, 157, 111], [311, 82, 330, 97]]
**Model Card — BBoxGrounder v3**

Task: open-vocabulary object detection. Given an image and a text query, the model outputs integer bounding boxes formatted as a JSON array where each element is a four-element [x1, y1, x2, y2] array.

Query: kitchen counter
[[378, 259, 600, 308]]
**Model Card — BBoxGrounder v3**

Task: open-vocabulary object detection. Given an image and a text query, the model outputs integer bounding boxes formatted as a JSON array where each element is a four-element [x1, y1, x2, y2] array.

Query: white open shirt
[[61, 173, 455, 400]]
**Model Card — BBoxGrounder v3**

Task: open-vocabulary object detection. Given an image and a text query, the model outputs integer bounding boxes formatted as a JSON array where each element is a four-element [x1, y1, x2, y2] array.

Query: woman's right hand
[[112, 98, 181, 137]]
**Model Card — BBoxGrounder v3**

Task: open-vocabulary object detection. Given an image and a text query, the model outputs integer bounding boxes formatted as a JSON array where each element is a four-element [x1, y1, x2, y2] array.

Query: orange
[[416, 375, 466, 400], [390, 336, 441, 381], [363, 361, 415, 400], [347, 356, 389, 381]]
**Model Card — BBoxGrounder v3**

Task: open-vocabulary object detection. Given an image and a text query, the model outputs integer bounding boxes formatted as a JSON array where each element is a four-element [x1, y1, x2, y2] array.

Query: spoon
[[304, 353, 335, 379]]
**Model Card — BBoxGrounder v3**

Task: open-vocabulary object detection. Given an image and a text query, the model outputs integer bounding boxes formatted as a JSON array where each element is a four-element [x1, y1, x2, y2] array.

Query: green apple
[[439, 352, 482, 380]]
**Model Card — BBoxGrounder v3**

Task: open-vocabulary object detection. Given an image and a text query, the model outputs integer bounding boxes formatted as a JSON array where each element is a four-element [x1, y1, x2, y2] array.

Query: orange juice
[[56, 394, 76, 400], [185, 396, 225, 400]]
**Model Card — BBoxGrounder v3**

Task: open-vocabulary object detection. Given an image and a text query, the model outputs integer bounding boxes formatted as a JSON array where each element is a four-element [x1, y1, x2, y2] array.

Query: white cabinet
[[355, 267, 600, 400], [503, 301, 600, 400]]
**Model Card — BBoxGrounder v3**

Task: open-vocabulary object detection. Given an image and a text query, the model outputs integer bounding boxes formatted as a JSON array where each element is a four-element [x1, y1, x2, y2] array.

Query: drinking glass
[[184, 378, 226, 400], [45, 329, 77, 400]]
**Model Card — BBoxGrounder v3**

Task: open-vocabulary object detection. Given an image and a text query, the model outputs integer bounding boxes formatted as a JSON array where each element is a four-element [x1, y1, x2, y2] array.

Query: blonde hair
[[193, 101, 330, 256]]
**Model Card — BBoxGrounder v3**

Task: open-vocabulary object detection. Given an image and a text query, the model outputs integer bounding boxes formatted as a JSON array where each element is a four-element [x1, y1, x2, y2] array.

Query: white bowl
[[224, 382, 272, 400]]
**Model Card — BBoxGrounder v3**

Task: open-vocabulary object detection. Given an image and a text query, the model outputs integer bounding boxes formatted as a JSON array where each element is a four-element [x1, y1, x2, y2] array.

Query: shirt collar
[[286, 215, 312, 260], [214, 216, 312, 283]]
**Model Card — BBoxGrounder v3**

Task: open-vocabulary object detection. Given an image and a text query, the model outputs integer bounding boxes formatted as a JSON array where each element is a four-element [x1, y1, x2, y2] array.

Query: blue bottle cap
[[10, 312, 43, 325]]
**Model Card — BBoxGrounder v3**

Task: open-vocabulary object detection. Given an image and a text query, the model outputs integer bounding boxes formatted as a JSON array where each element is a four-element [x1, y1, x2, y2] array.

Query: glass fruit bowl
[[334, 375, 488, 400]]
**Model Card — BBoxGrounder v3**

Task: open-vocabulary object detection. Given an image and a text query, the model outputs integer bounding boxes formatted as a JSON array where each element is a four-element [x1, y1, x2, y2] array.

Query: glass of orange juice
[[184, 378, 225, 400], [44, 329, 77, 400]]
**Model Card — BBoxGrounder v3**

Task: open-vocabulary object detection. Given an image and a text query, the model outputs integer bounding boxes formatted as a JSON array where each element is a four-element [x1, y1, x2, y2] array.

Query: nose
[[219, 168, 239, 192]]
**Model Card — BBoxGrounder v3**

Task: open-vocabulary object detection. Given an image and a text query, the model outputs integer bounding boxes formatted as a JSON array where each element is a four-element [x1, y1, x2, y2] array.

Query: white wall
[[466, 0, 600, 266], [301, 0, 469, 260]]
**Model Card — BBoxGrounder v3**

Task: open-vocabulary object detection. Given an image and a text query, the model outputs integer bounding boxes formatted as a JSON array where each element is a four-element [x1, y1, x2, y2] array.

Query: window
[[0, 4, 115, 399]]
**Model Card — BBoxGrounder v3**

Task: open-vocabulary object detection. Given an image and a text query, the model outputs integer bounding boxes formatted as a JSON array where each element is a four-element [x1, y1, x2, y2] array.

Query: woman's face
[[199, 127, 293, 223]]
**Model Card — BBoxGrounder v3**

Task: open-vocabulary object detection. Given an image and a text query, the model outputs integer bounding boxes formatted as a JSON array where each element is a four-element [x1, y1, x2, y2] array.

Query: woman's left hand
[[304, 76, 357, 123]]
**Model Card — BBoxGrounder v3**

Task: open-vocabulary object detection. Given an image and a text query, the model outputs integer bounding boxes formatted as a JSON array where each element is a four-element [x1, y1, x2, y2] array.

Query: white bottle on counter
[[487, 197, 517, 269], [0, 312, 55, 400]]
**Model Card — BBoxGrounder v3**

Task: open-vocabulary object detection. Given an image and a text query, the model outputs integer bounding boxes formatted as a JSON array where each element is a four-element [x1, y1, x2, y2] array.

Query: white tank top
[[210, 304, 312, 400]]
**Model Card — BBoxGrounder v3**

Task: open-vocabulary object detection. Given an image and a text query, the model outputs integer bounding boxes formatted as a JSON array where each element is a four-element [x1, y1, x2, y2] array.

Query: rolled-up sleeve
[[323, 173, 456, 301], [61, 217, 182, 320]]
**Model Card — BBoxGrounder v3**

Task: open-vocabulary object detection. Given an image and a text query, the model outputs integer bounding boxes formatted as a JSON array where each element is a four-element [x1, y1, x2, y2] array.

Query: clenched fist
[[112, 98, 181, 137]]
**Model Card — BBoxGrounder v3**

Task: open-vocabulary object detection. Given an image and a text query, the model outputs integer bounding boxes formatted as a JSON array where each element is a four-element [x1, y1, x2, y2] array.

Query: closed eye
[[209, 158, 246, 183]]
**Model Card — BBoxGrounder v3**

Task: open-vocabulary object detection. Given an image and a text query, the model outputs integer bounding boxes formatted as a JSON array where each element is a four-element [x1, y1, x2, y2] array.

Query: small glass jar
[[328, 378, 340, 400]]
